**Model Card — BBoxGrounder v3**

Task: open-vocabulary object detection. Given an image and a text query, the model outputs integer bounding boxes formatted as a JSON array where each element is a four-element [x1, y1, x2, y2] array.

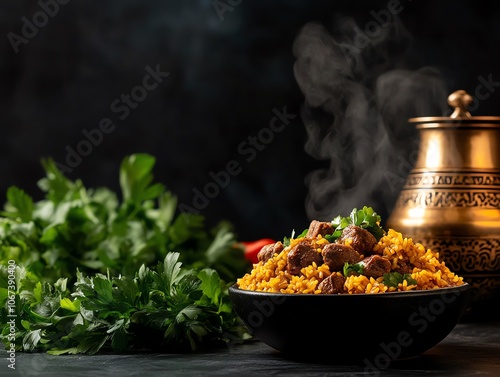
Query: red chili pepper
[[241, 238, 275, 264]]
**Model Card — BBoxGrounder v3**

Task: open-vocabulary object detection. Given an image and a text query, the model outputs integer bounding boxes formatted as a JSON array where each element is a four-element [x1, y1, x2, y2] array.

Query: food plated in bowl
[[229, 207, 470, 361]]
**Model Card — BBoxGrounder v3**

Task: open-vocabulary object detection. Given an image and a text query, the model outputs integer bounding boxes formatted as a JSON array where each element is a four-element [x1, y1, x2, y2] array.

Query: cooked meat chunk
[[257, 241, 284, 263], [321, 243, 362, 271], [306, 220, 335, 239], [394, 260, 413, 275], [318, 273, 346, 294], [337, 225, 378, 254], [287, 240, 323, 275], [359, 255, 391, 278]]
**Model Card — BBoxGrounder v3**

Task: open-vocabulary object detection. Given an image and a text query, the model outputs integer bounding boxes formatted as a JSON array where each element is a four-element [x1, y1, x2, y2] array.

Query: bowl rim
[[229, 282, 470, 298]]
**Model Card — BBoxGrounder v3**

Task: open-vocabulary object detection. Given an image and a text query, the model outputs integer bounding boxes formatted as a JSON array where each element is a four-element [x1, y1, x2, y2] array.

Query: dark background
[[1, 0, 500, 241]]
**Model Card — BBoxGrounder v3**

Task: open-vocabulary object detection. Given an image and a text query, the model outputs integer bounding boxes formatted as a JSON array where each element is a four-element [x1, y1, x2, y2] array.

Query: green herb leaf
[[198, 269, 221, 304], [324, 234, 336, 243], [383, 271, 417, 288], [282, 236, 290, 247], [119, 154, 165, 204], [163, 252, 183, 295], [60, 298, 80, 312], [3, 186, 34, 222], [38, 158, 77, 203], [283, 228, 307, 246], [343, 262, 364, 277]]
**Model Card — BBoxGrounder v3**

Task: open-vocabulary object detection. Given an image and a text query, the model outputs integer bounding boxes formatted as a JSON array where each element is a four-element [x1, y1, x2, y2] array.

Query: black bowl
[[229, 284, 471, 363]]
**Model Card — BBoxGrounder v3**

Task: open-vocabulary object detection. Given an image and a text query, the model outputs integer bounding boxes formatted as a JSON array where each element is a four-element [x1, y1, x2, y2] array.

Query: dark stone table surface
[[6, 321, 500, 377]]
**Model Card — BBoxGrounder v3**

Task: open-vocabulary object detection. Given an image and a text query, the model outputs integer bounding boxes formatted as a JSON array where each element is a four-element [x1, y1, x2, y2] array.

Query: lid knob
[[448, 90, 473, 118]]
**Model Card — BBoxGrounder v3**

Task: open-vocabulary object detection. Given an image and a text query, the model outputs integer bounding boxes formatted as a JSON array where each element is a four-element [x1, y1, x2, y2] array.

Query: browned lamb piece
[[306, 220, 335, 239], [287, 240, 323, 275], [321, 243, 362, 272], [359, 255, 391, 278], [318, 273, 346, 294], [337, 225, 378, 254], [257, 241, 284, 263], [394, 260, 413, 275]]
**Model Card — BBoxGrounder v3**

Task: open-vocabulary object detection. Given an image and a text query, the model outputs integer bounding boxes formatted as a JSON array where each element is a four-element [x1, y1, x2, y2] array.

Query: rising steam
[[293, 18, 449, 222]]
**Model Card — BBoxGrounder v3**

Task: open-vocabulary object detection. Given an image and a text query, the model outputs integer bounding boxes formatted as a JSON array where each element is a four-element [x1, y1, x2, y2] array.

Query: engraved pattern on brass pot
[[418, 237, 500, 272], [397, 189, 500, 208], [406, 172, 500, 188]]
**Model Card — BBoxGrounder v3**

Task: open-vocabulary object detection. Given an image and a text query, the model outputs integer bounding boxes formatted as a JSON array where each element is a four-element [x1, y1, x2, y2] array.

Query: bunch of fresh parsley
[[0, 154, 250, 354], [1, 253, 247, 354]]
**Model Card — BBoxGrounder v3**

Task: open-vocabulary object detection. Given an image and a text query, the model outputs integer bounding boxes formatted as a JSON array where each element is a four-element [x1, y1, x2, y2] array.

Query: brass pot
[[387, 90, 500, 318]]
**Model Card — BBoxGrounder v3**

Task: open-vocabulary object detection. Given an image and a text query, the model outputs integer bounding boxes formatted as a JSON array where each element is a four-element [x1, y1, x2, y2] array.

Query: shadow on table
[[270, 342, 500, 375]]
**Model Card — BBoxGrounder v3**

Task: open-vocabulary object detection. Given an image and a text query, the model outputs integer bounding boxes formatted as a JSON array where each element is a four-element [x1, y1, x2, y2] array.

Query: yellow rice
[[237, 229, 464, 294]]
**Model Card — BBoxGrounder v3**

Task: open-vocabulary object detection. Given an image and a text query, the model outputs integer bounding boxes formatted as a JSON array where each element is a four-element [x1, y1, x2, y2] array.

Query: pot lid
[[409, 90, 500, 128]]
